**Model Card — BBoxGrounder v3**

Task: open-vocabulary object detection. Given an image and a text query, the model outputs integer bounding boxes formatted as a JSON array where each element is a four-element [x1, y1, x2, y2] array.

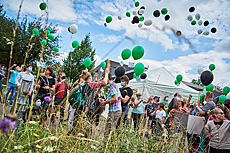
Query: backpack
[[55, 81, 67, 98], [68, 84, 85, 108]]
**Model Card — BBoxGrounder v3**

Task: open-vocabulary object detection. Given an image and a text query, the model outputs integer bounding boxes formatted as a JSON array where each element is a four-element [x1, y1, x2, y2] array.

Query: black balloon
[[131, 20, 135, 24], [204, 20, 209, 26], [211, 27, 217, 33], [153, 10, 160, 17], [133, 16, 139, 23], [115, 66, 126, 77], [68, 27, 70, 32], [189, 7, 195, 12], [140, 6, 145, 10], [104, 23, 107, 27], [138, 10, 143, 16], [140, 73, 147, 79], [165, 15, 170, 21], [200, 70, 214, 86]]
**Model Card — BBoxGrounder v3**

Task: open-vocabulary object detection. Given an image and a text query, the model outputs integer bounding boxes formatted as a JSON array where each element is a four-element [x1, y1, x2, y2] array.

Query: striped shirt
[[108, 81, 121, 112]]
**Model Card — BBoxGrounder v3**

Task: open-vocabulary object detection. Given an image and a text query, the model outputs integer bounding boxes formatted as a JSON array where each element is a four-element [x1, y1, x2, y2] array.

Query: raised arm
[[8, 64, 16, 73]]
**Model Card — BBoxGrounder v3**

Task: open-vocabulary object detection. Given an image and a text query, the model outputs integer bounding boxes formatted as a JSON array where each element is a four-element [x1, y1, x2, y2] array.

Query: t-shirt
[[55, 80, 70, 98], [108, 81, 121, 112], [0, 70, 5, 81], [38, 76, 55, 95], [162, 102, 169, 117], [145, 104, 155, 117], [155, 109, 166, 121], [201, 100, 216, 120], [132, 99, 144, 114], [119, 87, 133, 110], [9, 70, 19, 85], [154, 103, 159, 109]]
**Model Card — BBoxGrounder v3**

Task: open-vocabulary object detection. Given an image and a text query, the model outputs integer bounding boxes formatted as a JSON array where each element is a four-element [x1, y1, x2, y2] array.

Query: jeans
[[4, 82, 16, 104]]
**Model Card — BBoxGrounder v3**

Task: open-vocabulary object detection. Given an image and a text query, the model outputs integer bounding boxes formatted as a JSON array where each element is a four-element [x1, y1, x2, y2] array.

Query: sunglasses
[[217, 112, 224, 115]]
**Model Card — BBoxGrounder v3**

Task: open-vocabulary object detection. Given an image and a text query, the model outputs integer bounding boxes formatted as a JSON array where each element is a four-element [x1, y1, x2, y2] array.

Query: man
[[153, 96, 160, 109], [196, 92, 215, 121], [101, 73, 122, 135], [53, 72, 70, 123], [0, 65, 5, 102], [3, 64, 21, 105], [117, 75, 133, 126]]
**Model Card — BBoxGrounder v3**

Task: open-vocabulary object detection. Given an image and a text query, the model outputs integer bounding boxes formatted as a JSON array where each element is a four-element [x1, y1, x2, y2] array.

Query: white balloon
[[187, 15, 193, 21], [195, 14, 201, 20], [132, 11, 137, 16], [203, 31, 209, 36], [144, 19, 152, 26], [198, 29, 202, 34], [139, 10, 144, 14], [227, 93, 230, 99], [197, 68, 204, 75], [138, 23, 142, 28], [198, 20, 202, 26], [118, 16, 122, 20], [69, 24, 78, 34]]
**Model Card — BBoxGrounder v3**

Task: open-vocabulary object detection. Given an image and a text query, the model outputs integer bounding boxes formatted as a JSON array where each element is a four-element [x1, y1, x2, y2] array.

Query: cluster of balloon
[[140, 73, 147, 79], [223, 86, 230, 95], [153, 8, 170, 21], [121, 46, 144, 60], [39, 2, 46, 11], [68, 24, 78, 34], [187, 6, 217, 36], [84, 58, 92, 67], [100, 61, 106, 68], [200, 70, 214, 86], [115, 66, 126, 77], [175, 74, 183, 85], [72, 40, 79, 48], [219, 95, 227, 104]]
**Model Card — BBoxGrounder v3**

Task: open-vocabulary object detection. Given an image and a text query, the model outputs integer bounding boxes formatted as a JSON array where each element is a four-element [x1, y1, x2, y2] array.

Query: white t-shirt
[[155, 110, 166, 121]]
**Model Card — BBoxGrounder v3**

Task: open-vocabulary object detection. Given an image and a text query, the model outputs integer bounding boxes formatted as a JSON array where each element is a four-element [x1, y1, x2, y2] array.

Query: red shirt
[[55, 80, 70, 98]]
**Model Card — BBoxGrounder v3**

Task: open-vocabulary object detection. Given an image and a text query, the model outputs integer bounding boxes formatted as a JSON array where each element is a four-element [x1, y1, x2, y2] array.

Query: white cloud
[[55, 51, 69, 64], [92, 34, 122, 43]]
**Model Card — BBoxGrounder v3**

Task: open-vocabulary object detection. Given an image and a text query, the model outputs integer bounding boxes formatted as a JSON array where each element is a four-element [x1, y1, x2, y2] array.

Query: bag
[[68, 84, 85, 108]]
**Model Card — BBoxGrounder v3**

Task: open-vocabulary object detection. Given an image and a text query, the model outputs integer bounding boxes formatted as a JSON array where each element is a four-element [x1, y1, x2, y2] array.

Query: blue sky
[[1, 0, 230, 88]]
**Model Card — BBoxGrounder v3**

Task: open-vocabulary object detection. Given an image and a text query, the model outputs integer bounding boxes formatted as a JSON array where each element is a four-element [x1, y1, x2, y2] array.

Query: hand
[[94, 73, 98, 78], [21, 65, 24, 67], [105, 68, 110, 74], [42, 86, 50, 90], [37, 85, 40, 89], [101, 100, 106, 106], [140, 99, 143, 102], [189, 94, 192, 99], [13, 64, 17, 67], [194, 102, 197, 107], [28, 93, 31, 96]]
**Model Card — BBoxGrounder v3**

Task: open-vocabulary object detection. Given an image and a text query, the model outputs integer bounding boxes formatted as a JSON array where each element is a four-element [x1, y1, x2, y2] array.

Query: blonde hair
[[82, 70, 91, 81]]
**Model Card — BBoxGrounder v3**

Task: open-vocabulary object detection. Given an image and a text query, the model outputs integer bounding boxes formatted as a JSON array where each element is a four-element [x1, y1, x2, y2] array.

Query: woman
[[203, 108, 230, 153], [132, 93, 144, 130], [94, 87, 106, 127], [144, 97, 154, 130]]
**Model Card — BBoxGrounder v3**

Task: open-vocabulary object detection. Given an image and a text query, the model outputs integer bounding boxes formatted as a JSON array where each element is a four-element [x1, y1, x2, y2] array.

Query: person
[[124, 97, 135, 126], [162, 96, 169, 116], [94, 87, 106, 127], [80, 70, 108, 123], [203, 108, 230, 153], [36, 67, 55, 107], [151, 103, 166, 136], [101, 73, 122, 135], [131, 93, 144, 130], [117, 75, 133, 127], [153, 96, 160, 109], [144, 97, 154, 130], [196, 92, 216, 122], [15, 65, 34, 98], [52, 72, 70, 123], [0, 64, 5, 102], [3, 64, 21, 105]]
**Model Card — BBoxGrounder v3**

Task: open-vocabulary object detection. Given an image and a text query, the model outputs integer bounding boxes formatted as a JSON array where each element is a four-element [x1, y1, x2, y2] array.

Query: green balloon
[[209, 64, 215, 71], [132, 46, 144, 60], [223, 86, 230, 95], [206, 84, 214, 91], [100, 61, 106, 68], [191, 20, 196, 25], [139, 16, 144, 22], [47, 28, 52, 32], [48, 34, 55, 40], [176, 74, 183, 82], [32, 28, 39, 36], [133, 73, 137, 78], [53, 47, 59, 52], [106, 16, 112, 23], [135, 1, 140, 7], [39, 2, 46, 10], [161, 8, 168, 15], [126, 12, 131, 17], [84, 58, 92, 67], [45, 30, 50, 36], [200, 92, 205, 103], [41, 40, 47, 46], [121, 49, 131, 60], [134, 63, 145, 75], [174, 80, 179, 85], [219, 95, 227, 104], [72, 40, 79, 48]]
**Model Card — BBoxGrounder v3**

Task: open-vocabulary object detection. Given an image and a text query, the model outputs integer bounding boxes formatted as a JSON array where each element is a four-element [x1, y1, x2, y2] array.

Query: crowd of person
[[0, 63, 230, 153]]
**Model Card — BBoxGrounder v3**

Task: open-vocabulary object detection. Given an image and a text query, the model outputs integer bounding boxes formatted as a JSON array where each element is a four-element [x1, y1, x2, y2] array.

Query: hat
[[154, 96, 160, 99]]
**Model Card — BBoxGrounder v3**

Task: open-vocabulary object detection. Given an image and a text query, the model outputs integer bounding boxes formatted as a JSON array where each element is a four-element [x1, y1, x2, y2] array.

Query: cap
[[154, 96, 160, 99]]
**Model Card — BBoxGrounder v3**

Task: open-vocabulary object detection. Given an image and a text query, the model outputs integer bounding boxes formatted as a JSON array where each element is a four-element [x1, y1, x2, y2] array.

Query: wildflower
[[48, 136, 59, 141], [44, 96, 51, 102], [36, 145, 42, 149], [78, 133, 85, 137], [43, 146, 54, 152], [46, 128, 49, 131], [33, 133, 39, 137], [0, 118, 16, 133], [29, 121, 39, 125], [14, 145, 23, 149]]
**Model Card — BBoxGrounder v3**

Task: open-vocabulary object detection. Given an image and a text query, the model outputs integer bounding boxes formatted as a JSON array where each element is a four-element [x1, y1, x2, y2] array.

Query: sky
[[1, 0, 230, 88]]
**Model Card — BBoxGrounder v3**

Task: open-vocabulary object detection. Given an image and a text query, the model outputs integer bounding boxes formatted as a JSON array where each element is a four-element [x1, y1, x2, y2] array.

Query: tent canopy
[[128, 66, 199, 102]]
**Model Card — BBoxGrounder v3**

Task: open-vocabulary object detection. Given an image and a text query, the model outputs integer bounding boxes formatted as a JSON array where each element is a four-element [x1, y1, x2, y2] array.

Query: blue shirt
[[9, 70, 19, 84], [132, 99, 144, 114]]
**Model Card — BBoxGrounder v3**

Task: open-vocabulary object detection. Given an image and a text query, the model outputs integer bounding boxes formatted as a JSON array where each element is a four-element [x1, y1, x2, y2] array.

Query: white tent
[[128, 67, 199, 102]]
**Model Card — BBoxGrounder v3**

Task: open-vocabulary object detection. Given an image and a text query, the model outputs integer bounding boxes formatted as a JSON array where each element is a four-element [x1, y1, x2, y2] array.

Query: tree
[[63, 33, 96, 82], [0, 4, 60, 69], [191, 79, 204, 87]]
